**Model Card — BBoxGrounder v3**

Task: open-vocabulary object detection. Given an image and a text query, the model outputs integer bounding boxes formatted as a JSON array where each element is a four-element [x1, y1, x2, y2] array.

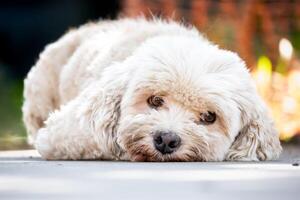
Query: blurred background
[[0, 0, 299, 150]]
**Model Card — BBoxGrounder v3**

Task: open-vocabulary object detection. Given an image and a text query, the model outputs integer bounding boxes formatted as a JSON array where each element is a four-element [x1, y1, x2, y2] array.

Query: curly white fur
[[22, 18, 281, 161]]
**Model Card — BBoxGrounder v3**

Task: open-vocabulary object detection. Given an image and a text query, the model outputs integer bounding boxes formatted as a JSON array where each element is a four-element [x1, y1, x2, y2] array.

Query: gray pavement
[[1, 145, 300, 200]]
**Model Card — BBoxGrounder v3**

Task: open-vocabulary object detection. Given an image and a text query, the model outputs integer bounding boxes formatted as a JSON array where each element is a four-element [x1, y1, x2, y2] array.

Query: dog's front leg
[[34, 61, 131, 160], [35, 97, 103, 160], [35, 80, 124, 160]]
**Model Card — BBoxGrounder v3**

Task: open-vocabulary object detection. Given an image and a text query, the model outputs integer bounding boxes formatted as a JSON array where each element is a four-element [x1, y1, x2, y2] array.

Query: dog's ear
[[87, 82, 123, 136], [226, 96, 282, 161], [80, 64, 132, 137]]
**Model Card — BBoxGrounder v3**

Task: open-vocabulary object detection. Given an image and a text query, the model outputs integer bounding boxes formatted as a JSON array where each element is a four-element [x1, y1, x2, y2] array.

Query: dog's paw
[[35, 128, 55, 160]]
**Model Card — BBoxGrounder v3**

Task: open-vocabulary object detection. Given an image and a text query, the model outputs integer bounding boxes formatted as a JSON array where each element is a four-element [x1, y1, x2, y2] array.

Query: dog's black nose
[[153, 131, 181, 154]]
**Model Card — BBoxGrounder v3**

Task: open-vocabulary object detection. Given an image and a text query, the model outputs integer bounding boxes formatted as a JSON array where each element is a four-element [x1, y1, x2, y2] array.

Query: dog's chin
[[129, 152, 169, 162], [126, 144, 161, 162], [119, 131, 208, 162], [130, 153, 157, 162], [129, 152, 204, 162], [126, 144, 205, 162]]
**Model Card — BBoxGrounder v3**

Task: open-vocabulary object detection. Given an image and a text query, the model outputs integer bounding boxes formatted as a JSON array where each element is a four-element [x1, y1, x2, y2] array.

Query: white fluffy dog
[[22, 18, 281, 161]]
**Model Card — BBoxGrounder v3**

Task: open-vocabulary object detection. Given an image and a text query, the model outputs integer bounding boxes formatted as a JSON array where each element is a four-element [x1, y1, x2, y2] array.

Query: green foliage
[[0, 68, 31, 150]]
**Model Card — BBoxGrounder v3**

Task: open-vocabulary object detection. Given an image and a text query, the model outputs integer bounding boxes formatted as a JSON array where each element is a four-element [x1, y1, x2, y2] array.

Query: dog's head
[[98, 35, 281, 161]]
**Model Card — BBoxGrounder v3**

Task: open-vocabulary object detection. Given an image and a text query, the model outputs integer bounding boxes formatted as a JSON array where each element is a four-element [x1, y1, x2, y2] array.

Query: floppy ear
[[226, 96, 282, 161], [81, 83, 121, 136], [80, 65, 132, 137]]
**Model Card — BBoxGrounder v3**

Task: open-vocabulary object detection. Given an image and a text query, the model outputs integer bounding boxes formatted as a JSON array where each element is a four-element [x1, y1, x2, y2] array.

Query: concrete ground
[[1, 145, 300, 200]]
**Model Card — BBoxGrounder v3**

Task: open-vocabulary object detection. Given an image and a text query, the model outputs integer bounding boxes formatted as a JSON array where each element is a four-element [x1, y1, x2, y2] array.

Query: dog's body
[[23, 18, 281, 161]]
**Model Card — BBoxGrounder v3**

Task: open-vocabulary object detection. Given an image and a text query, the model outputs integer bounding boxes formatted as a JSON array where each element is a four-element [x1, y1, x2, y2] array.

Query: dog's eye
[[147, 95, 164, 108], [200, 111, 216, 124]]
